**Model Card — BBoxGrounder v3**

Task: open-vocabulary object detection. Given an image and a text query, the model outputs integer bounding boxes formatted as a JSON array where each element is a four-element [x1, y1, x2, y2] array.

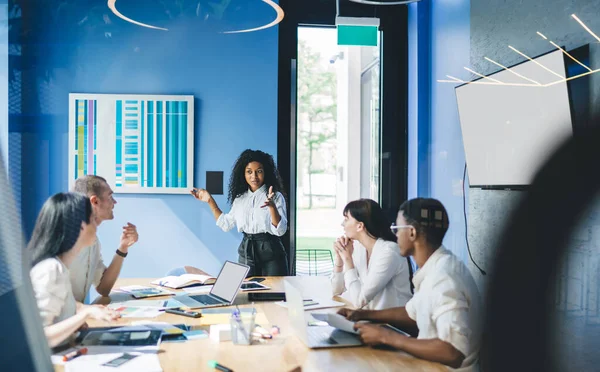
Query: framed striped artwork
[[68, 94, 194, 194]]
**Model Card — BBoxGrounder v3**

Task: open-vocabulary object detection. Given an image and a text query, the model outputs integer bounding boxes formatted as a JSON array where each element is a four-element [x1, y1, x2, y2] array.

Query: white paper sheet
[[109, 299, 183, 310], [118, 285, 175, 296], [275, 298, 345, 311], [52, 345, 159, 366], [311, 313, 358, 334], [182, 285, 213, 294], [63, 352, 162, 372], [107, 306, 163, 318]]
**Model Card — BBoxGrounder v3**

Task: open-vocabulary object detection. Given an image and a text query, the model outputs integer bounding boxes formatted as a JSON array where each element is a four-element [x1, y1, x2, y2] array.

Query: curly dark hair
[[228, 149, 286, 204]]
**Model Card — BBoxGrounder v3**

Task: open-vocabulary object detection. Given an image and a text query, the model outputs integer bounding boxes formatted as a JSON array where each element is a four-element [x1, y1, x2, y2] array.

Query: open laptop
[[284, 280, 362, 349], [174, 261, 249, 309]]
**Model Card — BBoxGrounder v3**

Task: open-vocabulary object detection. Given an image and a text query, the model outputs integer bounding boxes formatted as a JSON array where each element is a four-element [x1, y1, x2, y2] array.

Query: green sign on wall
[[336, 16, 379, 47], [337, 25, 378, 46]]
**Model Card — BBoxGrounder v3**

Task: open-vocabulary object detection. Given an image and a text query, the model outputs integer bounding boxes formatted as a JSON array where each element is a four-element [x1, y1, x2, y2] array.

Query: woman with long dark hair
[[332, 199, 413, 310], [29, 192, 119, 347], [191, 149, 288, 276]]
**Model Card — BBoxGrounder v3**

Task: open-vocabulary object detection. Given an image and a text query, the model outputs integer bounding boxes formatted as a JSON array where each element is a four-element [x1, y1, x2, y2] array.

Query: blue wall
[[408, 0, 470, 263], [9, 0, 279, 277]]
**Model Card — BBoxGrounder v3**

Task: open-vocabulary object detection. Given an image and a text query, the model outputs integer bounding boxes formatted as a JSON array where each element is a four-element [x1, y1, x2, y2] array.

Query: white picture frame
[[68, 93, 194, 194]]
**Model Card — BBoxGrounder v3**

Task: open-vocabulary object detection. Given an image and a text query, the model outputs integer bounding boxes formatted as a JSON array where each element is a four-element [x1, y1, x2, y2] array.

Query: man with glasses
[[338, 198, 482, 371]]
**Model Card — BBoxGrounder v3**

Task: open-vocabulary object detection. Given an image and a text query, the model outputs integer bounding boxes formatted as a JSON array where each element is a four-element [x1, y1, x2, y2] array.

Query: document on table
[[52, 345, 160, 366], [107, 306, 163, 318], [107, 299, 184, 318], [182, 285, 213, 294], [130, 321, 186, 335], [196, 308, 270, 326], [116, 285, 175, 299], [60, 352, 162, 372], [311, 313, 358, 334], [109, 299, 183, 310], [275, 298, 345, 311]]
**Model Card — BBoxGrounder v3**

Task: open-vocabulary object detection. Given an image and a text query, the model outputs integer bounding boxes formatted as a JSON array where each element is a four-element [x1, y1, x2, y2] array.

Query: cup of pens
[[230, 307, 256, 345]]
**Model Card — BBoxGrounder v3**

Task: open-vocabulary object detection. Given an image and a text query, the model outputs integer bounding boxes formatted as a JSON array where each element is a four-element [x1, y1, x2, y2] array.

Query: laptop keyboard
[[191, 294, 222, 305], [307, 327, 338, 346]]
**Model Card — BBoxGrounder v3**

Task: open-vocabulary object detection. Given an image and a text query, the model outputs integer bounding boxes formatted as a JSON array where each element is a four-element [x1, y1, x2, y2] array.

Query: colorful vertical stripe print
[[115, 99, 188, 189], [115, 101, 123, 186], [74, 99, 97, 179], [123, 100, 139, 186]]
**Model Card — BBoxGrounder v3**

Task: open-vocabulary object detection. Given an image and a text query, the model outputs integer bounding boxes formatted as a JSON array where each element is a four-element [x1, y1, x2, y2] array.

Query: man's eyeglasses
[[390, 223, 414, 233]]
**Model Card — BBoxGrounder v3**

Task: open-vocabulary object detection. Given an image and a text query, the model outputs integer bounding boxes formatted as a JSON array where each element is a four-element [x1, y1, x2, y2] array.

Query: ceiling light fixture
[[107, 0, 284, 34], [348, 0, 421, 5], [484, 56, 542, 85], [548, 40, 592, 72], [545, 68, 600, 87], [508, 45, 565, 79], [437, 78, 540, 87], [107, 0, 168, 31], [571, 14, 600, 43], [438, 14, 600, 88], [464, 67, 504, 83], [222, 0, 284, 34], [446, 75, 463, 82]]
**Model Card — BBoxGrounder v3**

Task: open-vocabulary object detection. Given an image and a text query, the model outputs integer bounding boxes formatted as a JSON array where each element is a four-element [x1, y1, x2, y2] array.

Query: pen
[[62, 347, 88, 362], [233, 307, 250, 343], [251, 331, 273, 339], [208, 360, 234, 372], [253, 325, 273, 339], [158, 302, 170, 312]]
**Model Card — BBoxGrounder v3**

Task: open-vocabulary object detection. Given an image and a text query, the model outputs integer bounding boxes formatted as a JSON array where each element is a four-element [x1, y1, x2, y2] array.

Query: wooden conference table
[[56, 277, 445, 372]]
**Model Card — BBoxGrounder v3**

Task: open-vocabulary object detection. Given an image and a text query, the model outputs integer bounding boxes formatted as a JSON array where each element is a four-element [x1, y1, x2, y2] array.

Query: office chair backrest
[[0, 152, 53, 371], [295, 249, 334, 276]]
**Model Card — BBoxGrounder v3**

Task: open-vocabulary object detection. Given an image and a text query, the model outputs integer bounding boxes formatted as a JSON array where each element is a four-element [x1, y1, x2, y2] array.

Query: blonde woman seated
[[28, 192, 120, 347], [332, 199, 413, 310]]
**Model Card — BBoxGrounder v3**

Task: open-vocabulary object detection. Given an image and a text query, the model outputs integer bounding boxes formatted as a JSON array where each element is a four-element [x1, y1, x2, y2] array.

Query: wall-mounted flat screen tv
[[456, 49, 573, 188]]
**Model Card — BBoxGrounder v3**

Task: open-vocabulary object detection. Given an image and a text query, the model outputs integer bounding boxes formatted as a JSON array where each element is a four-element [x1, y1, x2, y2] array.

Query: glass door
[[295, 26, 382, 275]]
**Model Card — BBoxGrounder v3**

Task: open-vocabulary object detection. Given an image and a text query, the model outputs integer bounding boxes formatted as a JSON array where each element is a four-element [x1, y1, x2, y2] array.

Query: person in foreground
[[338, 198, 482, 371], [191, 149, 289, 276], [331, 199, 413, 310], [29, 193, 120, 348], [70, 175, 139, 302]]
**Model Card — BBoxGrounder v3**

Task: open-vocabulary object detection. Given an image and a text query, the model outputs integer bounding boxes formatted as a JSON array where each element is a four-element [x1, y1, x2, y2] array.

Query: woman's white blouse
[[30, 258, 77, 327], [331, 239, 413, 310], [216, 185, 287, 236]]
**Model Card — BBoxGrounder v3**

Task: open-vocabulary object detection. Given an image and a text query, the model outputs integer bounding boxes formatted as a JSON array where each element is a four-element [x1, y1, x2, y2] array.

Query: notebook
[[80, 327, 163, 348], [118, 285, 175, 299], [151, 274, 217, 289]]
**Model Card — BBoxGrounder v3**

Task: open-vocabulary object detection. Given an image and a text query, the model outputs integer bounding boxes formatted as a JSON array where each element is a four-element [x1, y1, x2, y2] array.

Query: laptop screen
[[210, 261, 249, 302]]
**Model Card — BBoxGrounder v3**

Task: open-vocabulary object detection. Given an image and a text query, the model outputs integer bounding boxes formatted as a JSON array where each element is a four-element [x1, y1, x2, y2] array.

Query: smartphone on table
[[102, 353, 139, 367]]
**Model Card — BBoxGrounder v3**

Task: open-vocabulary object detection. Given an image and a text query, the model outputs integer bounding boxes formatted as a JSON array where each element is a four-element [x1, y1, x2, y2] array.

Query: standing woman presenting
[[191, 149, 289, 276]]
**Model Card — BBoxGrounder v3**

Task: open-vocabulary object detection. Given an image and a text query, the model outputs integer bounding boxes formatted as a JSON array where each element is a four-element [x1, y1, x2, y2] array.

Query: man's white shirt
[[69, 237, 106, 303], [405, 246, 482, 371]]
